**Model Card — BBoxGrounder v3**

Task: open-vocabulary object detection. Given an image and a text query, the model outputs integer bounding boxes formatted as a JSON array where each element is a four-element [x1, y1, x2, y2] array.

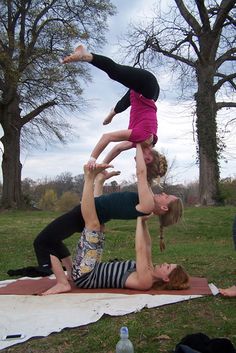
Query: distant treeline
[[0, 173, 235, 211]]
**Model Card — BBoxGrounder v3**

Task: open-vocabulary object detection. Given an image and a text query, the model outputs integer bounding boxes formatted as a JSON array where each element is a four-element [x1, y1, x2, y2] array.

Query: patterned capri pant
[[71, 228, 105, 280]]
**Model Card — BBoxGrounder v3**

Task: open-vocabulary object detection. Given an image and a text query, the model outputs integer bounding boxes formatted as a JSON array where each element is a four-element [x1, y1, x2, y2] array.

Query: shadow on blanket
[[0, 276, 212, 296]]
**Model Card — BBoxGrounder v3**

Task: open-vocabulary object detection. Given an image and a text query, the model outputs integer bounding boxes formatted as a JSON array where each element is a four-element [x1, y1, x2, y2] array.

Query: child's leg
[[63, 45, 159, 100], [91, 53, 159, 100], [42, 255, 71, 295]]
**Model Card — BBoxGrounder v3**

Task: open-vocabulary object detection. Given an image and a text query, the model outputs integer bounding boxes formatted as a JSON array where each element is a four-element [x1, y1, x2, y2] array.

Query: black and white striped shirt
[[73, 260, 136, 289]]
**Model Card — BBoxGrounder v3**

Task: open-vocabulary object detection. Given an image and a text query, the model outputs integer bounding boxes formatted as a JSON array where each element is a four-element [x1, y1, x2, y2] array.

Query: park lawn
[[0, 206, 235, 353]]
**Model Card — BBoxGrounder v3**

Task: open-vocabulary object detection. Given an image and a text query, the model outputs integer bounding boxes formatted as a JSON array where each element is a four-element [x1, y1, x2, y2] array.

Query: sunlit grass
[[0, 206, 235, 353]]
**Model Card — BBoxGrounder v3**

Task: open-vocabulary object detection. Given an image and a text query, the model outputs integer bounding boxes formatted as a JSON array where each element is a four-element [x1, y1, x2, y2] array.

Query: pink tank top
[[128, 90, 158, 145]]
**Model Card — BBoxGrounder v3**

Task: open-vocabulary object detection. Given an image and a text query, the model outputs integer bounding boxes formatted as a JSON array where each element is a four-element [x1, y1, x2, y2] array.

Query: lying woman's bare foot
[[42, 282, 71, 295], [62, 45, 92, 64], [219, 285, 236, 297], [103, 108, 116, 125]]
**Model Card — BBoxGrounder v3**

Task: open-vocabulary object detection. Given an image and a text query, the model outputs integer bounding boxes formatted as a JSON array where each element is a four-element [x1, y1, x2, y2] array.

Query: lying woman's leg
[[82, 163, 113, 230], [72, 164, 111, 284]]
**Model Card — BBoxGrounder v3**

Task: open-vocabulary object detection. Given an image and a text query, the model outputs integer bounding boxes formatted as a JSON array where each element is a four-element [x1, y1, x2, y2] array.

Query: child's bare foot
[[42, 282, 71, 295], [62, 45, 92, 64], [103, 108, 116, 125], [219, 285, 236, 297]]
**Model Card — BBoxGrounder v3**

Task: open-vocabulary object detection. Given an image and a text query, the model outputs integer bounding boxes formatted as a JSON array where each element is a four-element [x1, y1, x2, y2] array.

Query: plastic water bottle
[[116, 326, 134, 353]]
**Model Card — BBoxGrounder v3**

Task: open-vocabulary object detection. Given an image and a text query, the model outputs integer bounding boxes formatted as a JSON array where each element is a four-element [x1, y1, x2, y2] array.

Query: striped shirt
[[73, 260, 136, 289]]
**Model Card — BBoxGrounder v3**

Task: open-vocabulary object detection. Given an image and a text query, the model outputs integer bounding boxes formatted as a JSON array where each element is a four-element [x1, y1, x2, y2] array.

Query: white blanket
[[0, 277, 207, 350]]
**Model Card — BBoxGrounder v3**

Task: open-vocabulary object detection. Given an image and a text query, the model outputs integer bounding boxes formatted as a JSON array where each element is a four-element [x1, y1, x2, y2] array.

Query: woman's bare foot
[[219, 285, 236, 297], [96, 170, 121, 183], [103, 108, 116, 125], [42, 282, 71, 295], [84, 163, 113, 176], [62, 45, 92, 63]]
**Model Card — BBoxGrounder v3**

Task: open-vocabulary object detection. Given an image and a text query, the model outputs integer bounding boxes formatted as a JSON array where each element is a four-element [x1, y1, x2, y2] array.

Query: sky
[[0, 0, 235, 185]]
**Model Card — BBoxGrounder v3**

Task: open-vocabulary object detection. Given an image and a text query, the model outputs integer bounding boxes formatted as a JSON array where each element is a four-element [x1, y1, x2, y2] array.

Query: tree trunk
[[195, 65, 220, 205], [0, 96, 23, 208]]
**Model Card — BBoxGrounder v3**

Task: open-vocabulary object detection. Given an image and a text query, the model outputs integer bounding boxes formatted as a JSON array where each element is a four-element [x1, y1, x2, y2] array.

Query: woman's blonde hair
[[146, 149, 168, 185], [159, 197, 183, 228], [153, 265, 190, 290], [156, 197, 183, 250]]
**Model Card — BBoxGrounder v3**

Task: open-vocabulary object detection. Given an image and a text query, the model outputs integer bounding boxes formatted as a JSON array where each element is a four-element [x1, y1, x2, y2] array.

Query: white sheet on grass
[[0, 277, 205, 350]]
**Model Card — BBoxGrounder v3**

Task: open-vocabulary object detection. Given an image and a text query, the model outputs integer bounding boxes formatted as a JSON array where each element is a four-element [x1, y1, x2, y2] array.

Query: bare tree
[[0, 0, 116, 208], [122, 0, 236, 205]]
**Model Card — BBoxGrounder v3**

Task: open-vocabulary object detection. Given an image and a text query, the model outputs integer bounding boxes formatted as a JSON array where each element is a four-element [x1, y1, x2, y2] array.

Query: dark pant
[[33, 205, 84, 269], [91, 53, 159, 112]]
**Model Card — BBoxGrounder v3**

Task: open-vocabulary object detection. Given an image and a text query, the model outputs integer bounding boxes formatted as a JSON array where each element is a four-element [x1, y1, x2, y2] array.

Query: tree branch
[[21, 99, 57, 126], [174, 0, 201, 34], [215, 47, 236, 69], [213, 0, 235, 32], [214, 72, 236, 91], [195, 0, 211, 31], [27, 0, 58, 57], [216, 101, 236, 110], [147, 37, 196, 68]]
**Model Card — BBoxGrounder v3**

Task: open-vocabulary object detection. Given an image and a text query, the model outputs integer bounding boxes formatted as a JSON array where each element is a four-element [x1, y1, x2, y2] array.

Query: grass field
[[0, 206, 235, 353]]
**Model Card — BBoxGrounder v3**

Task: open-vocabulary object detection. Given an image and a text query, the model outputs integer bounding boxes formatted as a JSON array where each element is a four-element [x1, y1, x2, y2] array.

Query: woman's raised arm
[[135, 144, 154, 214]]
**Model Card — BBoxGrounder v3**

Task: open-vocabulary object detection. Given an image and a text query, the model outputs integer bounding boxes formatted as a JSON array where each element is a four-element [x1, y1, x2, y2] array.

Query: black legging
[[33, 205, 84, 270], [91, 54, 160, 113]]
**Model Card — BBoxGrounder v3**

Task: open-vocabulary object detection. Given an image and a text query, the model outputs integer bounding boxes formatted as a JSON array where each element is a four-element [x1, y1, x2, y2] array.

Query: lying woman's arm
[[124, 217, 153, 290]]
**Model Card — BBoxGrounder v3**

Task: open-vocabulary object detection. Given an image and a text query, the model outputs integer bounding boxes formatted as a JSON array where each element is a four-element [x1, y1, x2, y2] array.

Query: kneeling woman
[[43, 164, 189, 295]]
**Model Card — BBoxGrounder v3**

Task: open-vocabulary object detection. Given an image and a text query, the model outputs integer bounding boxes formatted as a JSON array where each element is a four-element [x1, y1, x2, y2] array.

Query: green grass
[[0, 206, 235, 353]]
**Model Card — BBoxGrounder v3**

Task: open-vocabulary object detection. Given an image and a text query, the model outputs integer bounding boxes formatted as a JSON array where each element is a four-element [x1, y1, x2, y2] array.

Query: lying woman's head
[[153, 263, 190, 290]]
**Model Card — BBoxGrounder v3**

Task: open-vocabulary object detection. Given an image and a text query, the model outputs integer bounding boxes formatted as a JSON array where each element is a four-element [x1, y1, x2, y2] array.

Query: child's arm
[[103, 141, 133, 164], [135, 144, 155, 214], [88, 129, 132, 167]]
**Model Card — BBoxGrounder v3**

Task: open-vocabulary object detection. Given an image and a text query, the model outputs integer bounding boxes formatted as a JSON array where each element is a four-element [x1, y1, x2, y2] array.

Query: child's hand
[[87, 157, 97, 169]]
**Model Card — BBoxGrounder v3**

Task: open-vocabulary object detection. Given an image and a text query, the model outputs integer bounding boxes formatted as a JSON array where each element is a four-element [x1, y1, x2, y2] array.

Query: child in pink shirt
[[63, 45, 167, 184]]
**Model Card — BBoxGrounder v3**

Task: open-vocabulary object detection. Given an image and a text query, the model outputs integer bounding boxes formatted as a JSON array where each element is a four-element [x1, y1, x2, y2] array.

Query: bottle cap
[[120, 326, 129, 337]]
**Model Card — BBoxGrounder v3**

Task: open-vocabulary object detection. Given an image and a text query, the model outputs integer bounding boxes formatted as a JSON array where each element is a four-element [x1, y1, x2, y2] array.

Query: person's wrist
[[88, 156, 96, 163]]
